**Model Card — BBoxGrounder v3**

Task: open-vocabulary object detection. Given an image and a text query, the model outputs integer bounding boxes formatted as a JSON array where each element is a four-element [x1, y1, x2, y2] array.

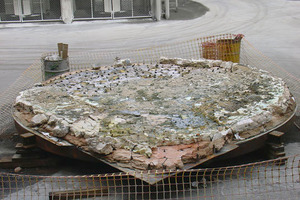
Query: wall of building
[[0, 0, 61, 22], [0, 0, 163, 23]]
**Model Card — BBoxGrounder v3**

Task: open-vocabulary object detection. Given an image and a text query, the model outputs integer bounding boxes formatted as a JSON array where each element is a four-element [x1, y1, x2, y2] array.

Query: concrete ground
[[0, 0, 300, 199], [0, 0, 299, 94]]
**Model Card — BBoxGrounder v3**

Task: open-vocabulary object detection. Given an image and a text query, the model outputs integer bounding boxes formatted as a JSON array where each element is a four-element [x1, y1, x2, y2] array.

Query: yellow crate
[[217, 39, 241, 63]]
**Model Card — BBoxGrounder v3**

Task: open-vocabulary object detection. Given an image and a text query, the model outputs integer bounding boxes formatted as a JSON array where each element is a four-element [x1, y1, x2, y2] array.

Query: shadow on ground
[[167, 0, 209, 20]]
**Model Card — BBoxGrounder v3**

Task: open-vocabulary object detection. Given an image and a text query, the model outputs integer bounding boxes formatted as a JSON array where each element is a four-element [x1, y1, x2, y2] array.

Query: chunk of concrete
[[108, 149, 131, 162], [71, 117, 99, 137], [94, 143, 113, 155], [52, 120, 70, 138], [31, 114, 48, 126]]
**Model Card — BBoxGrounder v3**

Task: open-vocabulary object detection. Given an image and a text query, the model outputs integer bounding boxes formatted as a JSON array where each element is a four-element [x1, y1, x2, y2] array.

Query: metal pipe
[[165, 0, 170, 19], [91, 0, 94, 18], [40, 0, 44, 20], [155, 0, 161, 21], [131, 0, 133, 17]]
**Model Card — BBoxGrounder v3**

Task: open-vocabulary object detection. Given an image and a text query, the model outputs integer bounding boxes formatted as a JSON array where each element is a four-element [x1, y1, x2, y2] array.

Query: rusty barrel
[[202, 42, 218, 60]]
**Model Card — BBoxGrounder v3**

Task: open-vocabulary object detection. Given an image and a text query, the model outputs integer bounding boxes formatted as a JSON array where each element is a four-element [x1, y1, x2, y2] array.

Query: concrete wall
[[152, 0, 161, 20], [60, 0, 73, 24], [151, 0, 170, 21]]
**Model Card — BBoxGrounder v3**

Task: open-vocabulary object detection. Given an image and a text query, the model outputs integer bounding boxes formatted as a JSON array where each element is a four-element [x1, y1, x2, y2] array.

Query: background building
[[0, 0, 172, 23]]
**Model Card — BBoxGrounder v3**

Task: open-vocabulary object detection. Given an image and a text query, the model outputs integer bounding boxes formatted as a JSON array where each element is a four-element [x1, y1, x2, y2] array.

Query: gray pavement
[[0, 0, 300, 94], [1, 0, 300, 167], [0, 1, 300, 199]]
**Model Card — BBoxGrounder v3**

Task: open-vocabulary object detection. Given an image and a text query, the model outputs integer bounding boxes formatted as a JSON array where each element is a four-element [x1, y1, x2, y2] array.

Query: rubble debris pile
[[14, 57, 295, 170]]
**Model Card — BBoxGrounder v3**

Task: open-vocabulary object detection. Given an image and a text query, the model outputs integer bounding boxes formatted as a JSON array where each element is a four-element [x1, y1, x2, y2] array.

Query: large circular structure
[[13, 58, 296, 171]]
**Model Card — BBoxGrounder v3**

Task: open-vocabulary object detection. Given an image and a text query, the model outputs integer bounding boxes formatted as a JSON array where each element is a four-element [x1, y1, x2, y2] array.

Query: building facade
[[0, 0, 170, 23]]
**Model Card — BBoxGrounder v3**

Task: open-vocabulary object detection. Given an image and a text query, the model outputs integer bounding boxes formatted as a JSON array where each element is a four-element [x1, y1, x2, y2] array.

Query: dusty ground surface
[[0, 0, 299, 94], [0, 0, 300, 199]]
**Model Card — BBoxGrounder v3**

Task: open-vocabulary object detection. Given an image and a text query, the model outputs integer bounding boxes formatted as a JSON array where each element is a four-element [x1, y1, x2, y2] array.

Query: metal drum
[[42, 57, 69, 81]]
